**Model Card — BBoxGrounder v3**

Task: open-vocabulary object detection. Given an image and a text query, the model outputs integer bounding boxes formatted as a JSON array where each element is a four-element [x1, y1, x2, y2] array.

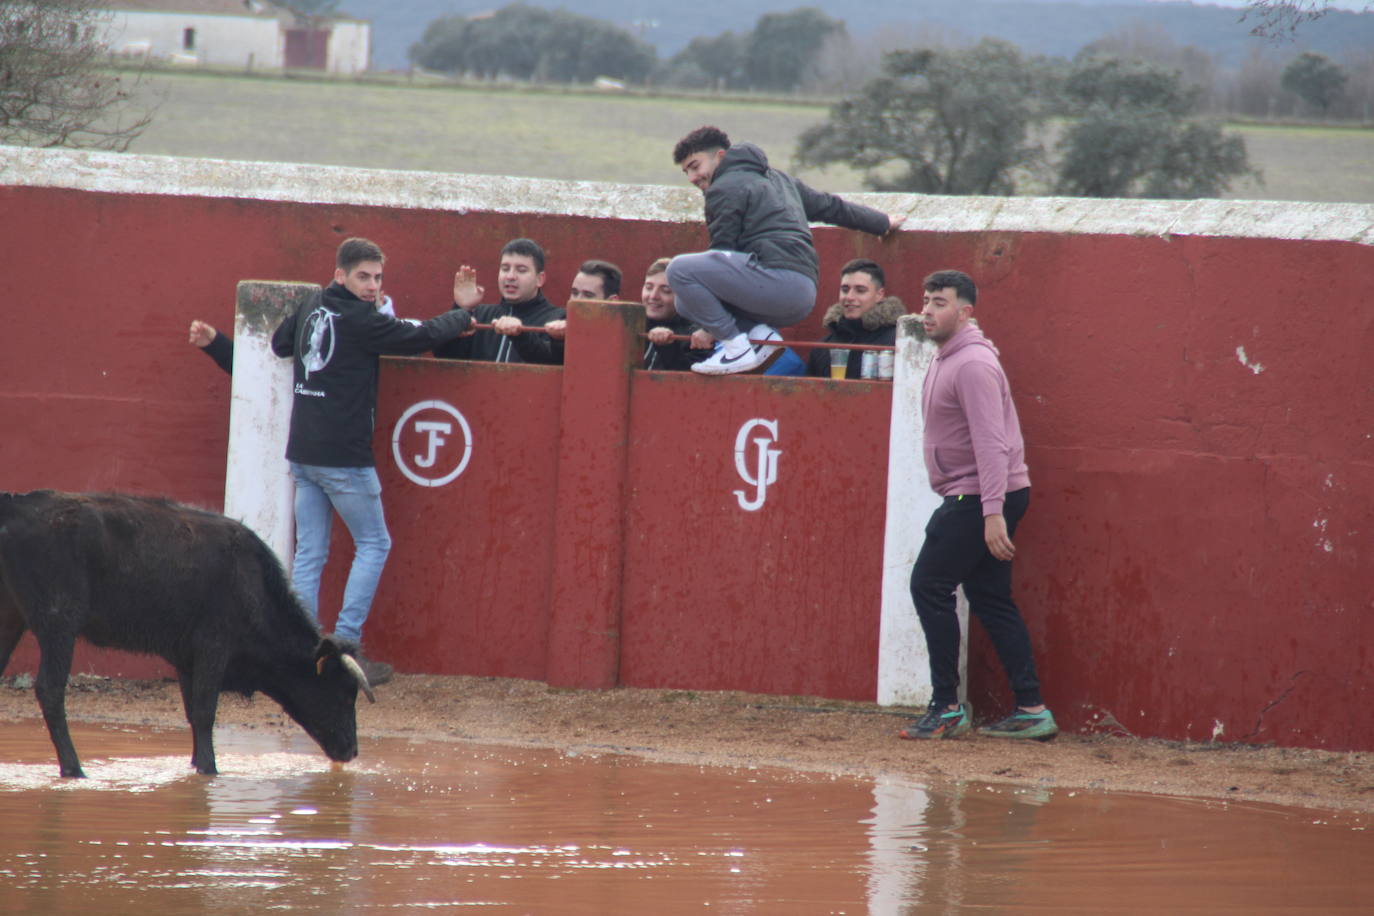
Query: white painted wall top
[[1, 146, 1371, 246]]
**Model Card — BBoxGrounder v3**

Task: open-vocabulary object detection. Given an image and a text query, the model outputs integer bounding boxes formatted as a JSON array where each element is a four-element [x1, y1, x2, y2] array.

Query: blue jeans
[[289, 463, 392, 645], [666, 250, 817, 341]]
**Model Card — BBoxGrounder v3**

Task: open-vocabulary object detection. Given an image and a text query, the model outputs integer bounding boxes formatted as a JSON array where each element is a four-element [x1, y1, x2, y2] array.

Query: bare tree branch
[[0, 0, 155, 150], [1240, 0, 1366, 40]]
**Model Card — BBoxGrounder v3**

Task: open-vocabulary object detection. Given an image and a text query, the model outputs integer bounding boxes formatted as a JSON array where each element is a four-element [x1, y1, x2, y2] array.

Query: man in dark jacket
[[524, 258, 625, 363], [807, 258, 907, 379], [433, 238, 565, 365], [271, 237, 473, 685], [640, 257, 712, 371], [666, 125, 905, 376]]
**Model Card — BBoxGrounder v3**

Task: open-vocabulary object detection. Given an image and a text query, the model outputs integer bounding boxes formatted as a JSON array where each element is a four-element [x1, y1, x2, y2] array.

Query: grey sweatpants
[[666, 250, 817, 342]]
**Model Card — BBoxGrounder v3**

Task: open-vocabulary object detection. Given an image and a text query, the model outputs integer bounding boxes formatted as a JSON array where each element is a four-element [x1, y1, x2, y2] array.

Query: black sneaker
[[978, 708, 1058, 741], [898, 701, 972, 740], [356, 656, 393, 687]]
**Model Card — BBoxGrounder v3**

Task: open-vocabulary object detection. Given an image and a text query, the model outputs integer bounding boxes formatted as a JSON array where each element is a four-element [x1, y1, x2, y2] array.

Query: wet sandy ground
[[3, 673, 1372, 813]]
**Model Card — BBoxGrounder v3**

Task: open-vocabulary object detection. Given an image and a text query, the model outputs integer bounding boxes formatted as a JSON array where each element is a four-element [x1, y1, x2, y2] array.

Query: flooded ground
[[1, 721, 1371, 914]]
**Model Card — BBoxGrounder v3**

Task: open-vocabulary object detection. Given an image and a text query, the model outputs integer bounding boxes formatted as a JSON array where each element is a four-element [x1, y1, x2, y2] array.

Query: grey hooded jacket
[[703, 142, 891, 286]]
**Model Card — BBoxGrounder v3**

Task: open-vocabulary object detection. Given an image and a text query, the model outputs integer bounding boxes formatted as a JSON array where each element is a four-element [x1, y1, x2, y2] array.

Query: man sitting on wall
[[643, 254, 811, 375], [807, 258, 906, 379], [666, 125, 905, 375], [434, 238, 564, 364]]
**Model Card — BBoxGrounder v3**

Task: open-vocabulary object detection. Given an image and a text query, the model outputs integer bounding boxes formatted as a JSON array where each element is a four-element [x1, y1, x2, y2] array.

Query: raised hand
[[453, 265, 484, 309], [188, 320, 217, 348]]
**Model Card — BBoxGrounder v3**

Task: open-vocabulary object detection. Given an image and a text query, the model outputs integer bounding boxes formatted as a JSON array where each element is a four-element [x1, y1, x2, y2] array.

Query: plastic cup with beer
[[829, 348, 850, 379]]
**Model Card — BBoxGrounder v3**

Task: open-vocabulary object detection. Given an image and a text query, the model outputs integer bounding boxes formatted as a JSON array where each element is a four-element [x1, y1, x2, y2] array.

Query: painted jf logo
[[391, 400, 473, 488], [733, 418, 781, 512]]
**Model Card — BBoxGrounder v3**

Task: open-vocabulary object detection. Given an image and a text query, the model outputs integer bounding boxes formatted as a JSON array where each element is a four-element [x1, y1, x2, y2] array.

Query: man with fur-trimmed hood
[[807, 258, 906, 379]]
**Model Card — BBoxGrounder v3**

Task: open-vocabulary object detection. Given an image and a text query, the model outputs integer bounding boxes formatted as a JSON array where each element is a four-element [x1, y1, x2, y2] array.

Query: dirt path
[[4, 673, 1372, 814]]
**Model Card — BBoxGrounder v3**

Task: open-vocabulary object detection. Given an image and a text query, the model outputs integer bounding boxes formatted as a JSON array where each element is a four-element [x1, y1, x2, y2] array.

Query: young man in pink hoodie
[[898, 270, 1057, 742]]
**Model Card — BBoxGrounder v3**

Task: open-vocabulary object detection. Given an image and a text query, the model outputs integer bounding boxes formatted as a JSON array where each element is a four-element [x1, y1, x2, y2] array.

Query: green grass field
[[119, 70, 1374, 204]]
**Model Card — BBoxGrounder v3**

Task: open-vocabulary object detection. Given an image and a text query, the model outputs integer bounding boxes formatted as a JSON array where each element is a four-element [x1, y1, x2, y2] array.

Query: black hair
[[673, 125, 731, 165], [840, 258, 885, 289], [501, 238, 545, 273], [923, 269, 977, 306], [578, 259, 622, 298], [337, 237, 384, 271]]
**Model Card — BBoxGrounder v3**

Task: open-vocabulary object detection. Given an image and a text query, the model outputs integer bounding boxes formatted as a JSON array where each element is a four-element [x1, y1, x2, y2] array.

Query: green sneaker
[[899, 702, 972, 740], [979, 708, 1059, 741]]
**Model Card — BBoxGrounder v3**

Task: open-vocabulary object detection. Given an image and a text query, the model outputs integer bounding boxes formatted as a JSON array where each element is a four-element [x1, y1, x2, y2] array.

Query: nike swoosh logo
[[719, 350, 753, 364]]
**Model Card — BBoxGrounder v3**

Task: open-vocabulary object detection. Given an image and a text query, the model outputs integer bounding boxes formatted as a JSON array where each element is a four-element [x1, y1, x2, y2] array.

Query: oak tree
[[1281, 50, 1348, 113], [1054, 57, 1255, 198], [796, 39, 1047, 195]]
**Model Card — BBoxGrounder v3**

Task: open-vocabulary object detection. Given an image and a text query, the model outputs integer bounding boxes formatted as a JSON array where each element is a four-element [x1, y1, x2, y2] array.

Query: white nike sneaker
[[691, 344, 765, 375], [748, 325, 782, 360], [690, 326, 783, 376]]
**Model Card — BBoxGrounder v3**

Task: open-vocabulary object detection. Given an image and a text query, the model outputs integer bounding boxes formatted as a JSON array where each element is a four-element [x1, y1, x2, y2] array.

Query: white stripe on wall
[[878, 316, 968, 707]]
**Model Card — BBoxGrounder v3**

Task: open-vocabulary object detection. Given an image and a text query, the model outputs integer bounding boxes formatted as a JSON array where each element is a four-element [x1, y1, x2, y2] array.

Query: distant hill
[[340, 0, 1374, 74]]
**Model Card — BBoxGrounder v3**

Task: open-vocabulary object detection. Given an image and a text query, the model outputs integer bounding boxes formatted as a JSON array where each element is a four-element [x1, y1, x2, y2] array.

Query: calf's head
[[265, 636, 373, 764]]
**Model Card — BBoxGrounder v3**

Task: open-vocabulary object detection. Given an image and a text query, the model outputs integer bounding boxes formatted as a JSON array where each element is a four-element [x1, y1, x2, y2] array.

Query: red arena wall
[[1, 150, 1371, 751]]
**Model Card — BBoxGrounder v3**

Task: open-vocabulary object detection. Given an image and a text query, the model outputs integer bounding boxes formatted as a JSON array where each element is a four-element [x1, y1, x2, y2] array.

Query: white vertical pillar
[[877, 315, 968, 706], [224, 281, 316, 569]]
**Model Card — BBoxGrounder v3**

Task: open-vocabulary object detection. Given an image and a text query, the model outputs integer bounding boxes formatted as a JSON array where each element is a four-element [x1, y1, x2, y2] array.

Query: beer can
[[878, 350, 894, 379], [861, 350, 877, 379]]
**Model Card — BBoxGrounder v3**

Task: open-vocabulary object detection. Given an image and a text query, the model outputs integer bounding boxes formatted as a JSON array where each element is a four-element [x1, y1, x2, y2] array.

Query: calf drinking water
[[0, 490, 374, 777]]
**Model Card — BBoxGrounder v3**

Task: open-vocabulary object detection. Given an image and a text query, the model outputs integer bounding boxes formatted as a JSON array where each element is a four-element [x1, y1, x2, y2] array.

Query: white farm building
[[104, 0, 371, 74]]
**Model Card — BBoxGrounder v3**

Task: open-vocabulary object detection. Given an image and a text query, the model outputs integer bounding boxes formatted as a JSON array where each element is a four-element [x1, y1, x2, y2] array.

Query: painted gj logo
[[391, 400, 473, 488], [733, 418, 781, 512]]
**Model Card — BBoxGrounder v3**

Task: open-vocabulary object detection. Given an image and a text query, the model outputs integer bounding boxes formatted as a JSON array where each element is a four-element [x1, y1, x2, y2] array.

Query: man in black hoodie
[[666, 125, 905, 376], [433, 238, 565, 364], [271, 238, 473, 686]]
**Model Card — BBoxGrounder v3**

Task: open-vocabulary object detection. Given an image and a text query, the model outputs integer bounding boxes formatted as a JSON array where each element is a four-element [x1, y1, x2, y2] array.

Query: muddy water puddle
[[0, 722, 1370, 914]]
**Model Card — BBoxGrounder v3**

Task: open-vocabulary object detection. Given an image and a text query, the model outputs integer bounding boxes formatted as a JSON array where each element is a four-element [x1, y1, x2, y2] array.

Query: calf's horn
[[339, 655, 377, 703]]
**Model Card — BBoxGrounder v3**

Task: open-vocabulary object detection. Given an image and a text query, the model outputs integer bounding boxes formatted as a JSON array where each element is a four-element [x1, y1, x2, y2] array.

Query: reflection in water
[[0, 721, 1371, 914], [864, 778, 1374, 914]]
